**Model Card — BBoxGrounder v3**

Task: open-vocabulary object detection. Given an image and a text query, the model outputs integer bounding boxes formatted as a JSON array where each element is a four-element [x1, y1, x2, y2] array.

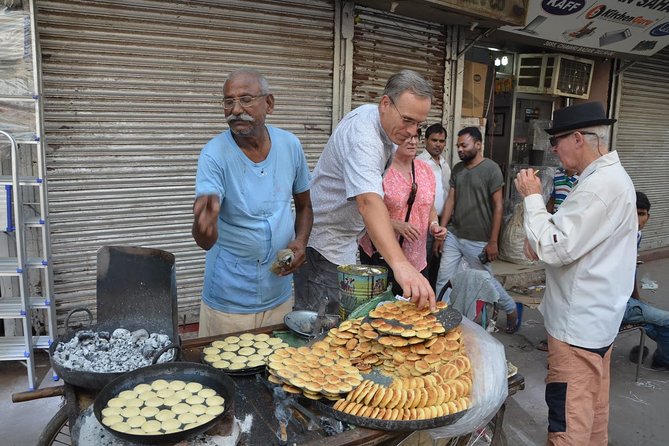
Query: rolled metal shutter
[[351, 6, 446, 125], [615, 47, 669, 250], [36, 0, 335, 328]]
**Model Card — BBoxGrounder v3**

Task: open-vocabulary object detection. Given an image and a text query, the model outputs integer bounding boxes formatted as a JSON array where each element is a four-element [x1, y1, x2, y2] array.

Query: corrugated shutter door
[[616, 47, 669, 250], [351, 6, 446, 125], [36, 0, 334, 328]]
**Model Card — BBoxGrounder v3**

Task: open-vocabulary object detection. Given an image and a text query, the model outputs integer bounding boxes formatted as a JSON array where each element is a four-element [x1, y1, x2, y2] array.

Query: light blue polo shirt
[[195, 126, 310, 313]]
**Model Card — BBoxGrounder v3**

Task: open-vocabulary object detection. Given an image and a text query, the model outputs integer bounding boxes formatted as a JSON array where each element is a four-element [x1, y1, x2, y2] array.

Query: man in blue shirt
[[193, 69, 312, 336]]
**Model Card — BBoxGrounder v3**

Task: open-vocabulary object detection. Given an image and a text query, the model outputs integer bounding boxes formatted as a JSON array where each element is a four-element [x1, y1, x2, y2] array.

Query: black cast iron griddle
[[311, 398, 468, 431]]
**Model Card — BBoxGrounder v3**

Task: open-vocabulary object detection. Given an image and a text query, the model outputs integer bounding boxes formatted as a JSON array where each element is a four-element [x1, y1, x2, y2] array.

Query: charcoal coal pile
[[52, 328, 174, 373]]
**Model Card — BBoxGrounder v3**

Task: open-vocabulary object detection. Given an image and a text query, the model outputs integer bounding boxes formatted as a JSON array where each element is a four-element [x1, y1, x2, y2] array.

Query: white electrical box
[[516, 54, 595, 99]]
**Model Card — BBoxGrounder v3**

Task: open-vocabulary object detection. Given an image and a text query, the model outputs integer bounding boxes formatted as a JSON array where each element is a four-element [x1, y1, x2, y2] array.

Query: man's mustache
[[226, 113, 254, 124]]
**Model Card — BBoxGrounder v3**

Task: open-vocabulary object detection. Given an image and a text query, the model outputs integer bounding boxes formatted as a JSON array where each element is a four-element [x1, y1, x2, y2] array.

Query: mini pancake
[[266, 337, 283, 346], [239, 333, 255, 341], [254, 333, 270, 342], [126, 415, 146, 429], [238, 340, 254, 348], [141, 419, 161, 433], [186, 395, 205, 405], [211, 360, 230, 370], [230, 355, 248, 363], [118, 390, 138, 400], [218, 351, 236, 360], [198, 388, 217, 398], [198, 414, 216, 425], [206, 405, 224, 416], [238, 347, 256, 356], [138, 391, 157, 401], [211, 340, 227, 348], [174, 389, 192, 400], [206, 395, 225, 407], [110, 422, 131, 433], [106, 397, 126, 408], [133, 383, 152, 394], [248, 359, 266, 368], [202, 347, 220, 356], [168, 380, 186, 391], [222, 344, 240, 352], [156, 388, 175, 399], [228, 362, 247, 370], [190, 404, 207, 416], [102, 415, 123, 427], [184, 382, 203, 393], [161, 418, 181, 432], [102, 407, 121, 417], [139, 406, 160, 418], [145, 397, 164, 408], [178, 412, 198, 424], [155, 409, 176, 421], [171, 403, 191, 415], [223, 336, 240, 344], [254, 341, 270, 350]]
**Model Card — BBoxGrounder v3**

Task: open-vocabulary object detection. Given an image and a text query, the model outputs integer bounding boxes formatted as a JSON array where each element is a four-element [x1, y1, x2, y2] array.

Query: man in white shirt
[[417, 123, 450, 289], [515, 102, 637, 446], [295, 70, 436, 314]]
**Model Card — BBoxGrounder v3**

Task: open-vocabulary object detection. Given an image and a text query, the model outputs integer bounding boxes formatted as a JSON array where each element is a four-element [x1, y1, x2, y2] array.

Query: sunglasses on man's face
[[549, 131, 597, 147]]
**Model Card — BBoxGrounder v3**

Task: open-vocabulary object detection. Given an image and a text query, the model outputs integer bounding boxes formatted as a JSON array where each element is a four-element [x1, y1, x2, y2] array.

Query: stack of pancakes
[[266, 345, 364, 400], [312, 300, 473, 420]]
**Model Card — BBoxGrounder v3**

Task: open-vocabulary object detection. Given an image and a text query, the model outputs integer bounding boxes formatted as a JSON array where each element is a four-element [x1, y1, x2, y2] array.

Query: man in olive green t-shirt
[[435, 126, 519, 333]]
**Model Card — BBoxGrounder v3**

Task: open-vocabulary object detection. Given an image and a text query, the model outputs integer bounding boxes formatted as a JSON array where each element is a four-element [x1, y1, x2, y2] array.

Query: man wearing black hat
[[514, 102, 637, 446]]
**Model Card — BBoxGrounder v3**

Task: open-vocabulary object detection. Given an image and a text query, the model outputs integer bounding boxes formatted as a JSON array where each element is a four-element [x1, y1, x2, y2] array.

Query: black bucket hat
[[545, 102, 617, 135]]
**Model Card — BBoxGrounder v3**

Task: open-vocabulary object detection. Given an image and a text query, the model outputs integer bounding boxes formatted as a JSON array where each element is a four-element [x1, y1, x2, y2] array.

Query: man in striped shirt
[[547, 167, 579, 213]]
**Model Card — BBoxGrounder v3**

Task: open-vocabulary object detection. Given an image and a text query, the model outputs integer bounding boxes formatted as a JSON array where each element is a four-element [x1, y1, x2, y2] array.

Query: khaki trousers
[[198, 297, 294, 337], [545, 335, 611, 446]]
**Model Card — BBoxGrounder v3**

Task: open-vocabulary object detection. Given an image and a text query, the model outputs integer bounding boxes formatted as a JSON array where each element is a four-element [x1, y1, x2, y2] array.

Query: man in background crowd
[[417, 123, 450, 289]]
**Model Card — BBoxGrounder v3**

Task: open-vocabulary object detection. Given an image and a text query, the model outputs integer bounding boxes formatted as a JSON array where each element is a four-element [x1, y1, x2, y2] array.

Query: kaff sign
[[500, 0, 669, 59]]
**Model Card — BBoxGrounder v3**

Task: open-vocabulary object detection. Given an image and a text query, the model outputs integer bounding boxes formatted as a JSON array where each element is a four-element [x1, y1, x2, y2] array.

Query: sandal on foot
[[505, 303, 523, 334]]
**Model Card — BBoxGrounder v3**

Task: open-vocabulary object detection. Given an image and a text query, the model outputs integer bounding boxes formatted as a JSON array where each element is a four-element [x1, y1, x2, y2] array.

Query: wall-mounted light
[[494, 58, 501, 67], [501, 56, 508, 66]]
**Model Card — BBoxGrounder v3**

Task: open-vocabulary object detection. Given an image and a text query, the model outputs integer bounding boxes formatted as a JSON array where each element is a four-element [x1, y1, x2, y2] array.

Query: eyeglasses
[[549, 131, 597, 147], [222, 94, 267, 110], [388, 97, 427, 129], [406, 128, 423, 143]]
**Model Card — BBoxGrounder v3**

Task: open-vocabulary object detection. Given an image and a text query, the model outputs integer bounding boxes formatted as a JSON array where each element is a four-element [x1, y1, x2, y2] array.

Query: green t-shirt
[[448, 158, 504, 242]]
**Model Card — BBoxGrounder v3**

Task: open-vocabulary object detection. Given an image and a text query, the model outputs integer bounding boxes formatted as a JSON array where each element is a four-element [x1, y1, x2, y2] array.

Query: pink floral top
[[359, 159, 435, 271]]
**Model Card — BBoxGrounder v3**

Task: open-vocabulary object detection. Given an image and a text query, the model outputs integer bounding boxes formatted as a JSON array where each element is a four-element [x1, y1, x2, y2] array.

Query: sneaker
[[628, 345, 649, 363]]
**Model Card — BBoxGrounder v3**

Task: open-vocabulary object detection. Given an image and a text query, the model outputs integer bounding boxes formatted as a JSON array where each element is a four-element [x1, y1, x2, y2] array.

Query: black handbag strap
[[397, 160, 417, 247]]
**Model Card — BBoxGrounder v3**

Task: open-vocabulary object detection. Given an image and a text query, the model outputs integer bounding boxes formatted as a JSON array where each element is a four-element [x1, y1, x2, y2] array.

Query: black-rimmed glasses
[[223, 95, 267, 110]]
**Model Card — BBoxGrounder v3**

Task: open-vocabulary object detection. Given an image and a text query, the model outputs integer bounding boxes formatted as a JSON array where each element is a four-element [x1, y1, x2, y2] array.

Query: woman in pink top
[[359, 135, 447, 294]]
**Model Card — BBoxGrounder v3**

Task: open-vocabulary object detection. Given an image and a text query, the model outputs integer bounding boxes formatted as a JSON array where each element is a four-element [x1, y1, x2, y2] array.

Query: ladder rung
[[0, 95, 38, 101], [0, 297, 51, 318], [0, 176, 43, 186], [25, 217, 46, 227], [0, 257, 49, 275], [0, 336, 51, 361]]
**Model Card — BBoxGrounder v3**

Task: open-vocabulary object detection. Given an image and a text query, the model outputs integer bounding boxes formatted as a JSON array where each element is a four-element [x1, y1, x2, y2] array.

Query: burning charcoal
[[131, 329, 149, 343], [112, 328, 130, 338], [76, 330, 96, 342], [141, 344, 156, 359]]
